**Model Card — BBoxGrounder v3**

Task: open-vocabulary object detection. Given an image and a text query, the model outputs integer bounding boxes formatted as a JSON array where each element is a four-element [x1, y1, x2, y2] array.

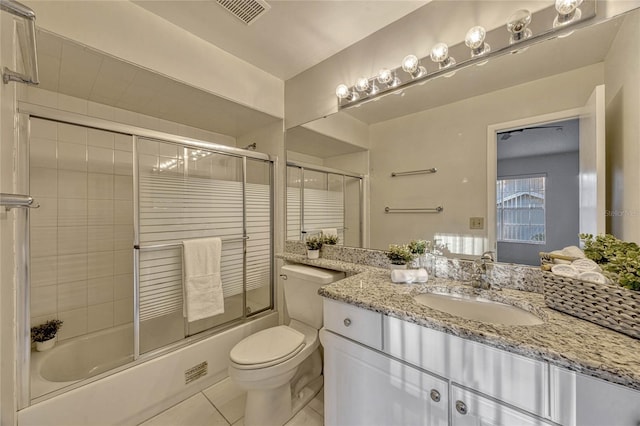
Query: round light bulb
[[430, 43, 449, 63], [555, 0, 582, 15], [465, 26, 486, 50], [507, 9, 532, 35], [355, 77, 370, 92], [401, 55, 419, 73], [377, 68, 392, 85], [335, 84, 350, 99]]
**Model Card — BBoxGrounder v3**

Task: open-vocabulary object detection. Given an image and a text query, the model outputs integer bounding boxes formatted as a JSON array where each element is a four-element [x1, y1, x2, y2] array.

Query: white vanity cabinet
[[321, 330, 449, 426], [322, 297, 640, 426]]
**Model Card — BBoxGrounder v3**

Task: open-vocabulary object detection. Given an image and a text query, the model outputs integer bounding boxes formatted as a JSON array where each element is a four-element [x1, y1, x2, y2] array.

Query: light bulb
[[335, 84, 359, 102], [555, 0, 582, 15], [430, 43, 456, 70], [507, 9, 533, 44], [355, 77, 370, 92], [430, 43, 448, 63], [377, 68, 392, 85], [401, 54, 426, 79], [335, 84, 350, 99], [465, 26, 491, 57], [402, 55, 419, 73], [554, 0, 583, 26]]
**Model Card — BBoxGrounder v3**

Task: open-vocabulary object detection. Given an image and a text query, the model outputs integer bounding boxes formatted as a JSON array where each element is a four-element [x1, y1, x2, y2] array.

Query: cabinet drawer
[[323, 298, 382, 350], [451, 385, 554, 426]]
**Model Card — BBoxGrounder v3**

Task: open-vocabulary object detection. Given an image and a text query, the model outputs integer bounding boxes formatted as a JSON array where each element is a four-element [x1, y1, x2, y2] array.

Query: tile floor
[[139, 378, 324, 426]]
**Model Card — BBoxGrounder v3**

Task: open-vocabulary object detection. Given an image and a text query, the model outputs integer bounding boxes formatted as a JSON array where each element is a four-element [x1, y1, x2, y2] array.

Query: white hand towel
[[390, 268, 428, 284], [321, 228, 338, 238], [183, 237, 224, 322], [572, 258, 601, 272]]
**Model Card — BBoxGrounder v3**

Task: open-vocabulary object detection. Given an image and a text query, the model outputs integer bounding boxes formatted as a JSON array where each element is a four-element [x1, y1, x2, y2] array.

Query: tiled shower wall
[[29, 118, 134, 341]]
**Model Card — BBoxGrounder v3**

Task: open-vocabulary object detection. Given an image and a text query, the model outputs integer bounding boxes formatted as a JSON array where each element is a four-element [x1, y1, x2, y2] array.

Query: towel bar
[[0, 193, 40, 211], [385, 206, 443, 213], [135, 236, 249, 251], [391, 168, 437, 177]]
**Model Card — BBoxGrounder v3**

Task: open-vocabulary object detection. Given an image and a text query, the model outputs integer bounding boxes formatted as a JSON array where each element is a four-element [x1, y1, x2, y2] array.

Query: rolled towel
[[551, 264, 579, 279], [414, 268, 429, 283], [572, 258, 601, 272], [550, 250, 572, 265], [577, 271, 608, 285], [562, 246, 586, 258]]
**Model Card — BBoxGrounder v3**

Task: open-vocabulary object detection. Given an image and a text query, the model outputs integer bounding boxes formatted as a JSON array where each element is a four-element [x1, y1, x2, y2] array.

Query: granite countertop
[[278, 253, 640, 391]]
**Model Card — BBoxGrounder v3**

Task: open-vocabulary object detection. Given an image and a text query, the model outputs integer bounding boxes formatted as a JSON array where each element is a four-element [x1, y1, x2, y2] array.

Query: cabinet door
[[322, 329, 448, 426], [451, 385, 554, 426], [575, 372, 640, 426]]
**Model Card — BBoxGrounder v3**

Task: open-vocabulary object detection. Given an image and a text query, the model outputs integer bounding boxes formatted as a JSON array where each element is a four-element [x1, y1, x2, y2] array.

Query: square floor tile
[[139, 393, 229, 426], [285, 406, 323, 426], [203, 378, 247, 424]]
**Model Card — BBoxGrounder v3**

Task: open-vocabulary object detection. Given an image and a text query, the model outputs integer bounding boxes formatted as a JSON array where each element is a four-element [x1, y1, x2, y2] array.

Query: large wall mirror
[[285, 6, 640, 266]]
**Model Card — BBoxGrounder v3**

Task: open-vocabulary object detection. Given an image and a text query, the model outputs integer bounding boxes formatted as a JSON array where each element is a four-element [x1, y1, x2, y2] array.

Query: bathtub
[[20, 312, 278, 426], [30, 324, 134, 399]]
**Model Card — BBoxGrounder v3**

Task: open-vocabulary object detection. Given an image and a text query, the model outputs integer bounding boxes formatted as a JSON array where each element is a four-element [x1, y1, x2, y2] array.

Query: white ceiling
[[132, 0, 429, 80], [497, 119, 579, 160]]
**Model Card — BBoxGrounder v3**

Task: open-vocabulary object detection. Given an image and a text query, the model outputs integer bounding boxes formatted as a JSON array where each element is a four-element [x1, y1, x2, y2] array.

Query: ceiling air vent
[[216, 0, 271, 25]]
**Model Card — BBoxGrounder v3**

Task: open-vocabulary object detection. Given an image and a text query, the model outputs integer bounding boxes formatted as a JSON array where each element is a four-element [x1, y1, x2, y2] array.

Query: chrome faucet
[[472, 250, 496, 290]]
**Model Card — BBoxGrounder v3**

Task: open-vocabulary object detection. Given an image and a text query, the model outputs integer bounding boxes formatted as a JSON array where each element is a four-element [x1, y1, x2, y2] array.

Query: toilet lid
[[230, 326, 306, 366]]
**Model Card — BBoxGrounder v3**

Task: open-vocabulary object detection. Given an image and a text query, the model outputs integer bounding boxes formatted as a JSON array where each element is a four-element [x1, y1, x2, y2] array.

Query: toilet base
[[244, 381, 292, 426]]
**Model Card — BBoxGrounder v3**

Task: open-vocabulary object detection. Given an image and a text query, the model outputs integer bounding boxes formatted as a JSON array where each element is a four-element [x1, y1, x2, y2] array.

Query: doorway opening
[[495, 119, 579, 265]]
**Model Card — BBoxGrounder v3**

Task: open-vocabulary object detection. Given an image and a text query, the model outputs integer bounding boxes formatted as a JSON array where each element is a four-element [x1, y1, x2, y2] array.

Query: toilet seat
[[230, 325, 306, 369]]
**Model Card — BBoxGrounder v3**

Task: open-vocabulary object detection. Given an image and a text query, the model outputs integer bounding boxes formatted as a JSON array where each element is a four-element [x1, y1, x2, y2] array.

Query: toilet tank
[[281, 264, 345, 329]]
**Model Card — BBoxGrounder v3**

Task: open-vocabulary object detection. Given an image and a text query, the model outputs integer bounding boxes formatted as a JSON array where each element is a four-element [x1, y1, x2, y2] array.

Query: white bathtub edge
[[18, 313, 278, 426]]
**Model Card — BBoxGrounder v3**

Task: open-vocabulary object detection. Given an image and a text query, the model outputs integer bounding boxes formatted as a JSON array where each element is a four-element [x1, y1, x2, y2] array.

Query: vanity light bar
[[336, 0, 596, 109]]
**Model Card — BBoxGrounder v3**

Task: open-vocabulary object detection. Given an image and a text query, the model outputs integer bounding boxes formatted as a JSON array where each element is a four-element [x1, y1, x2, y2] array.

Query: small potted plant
[[386, 244, 416, 269], [322, 234, 339, 245], [305, 235, 323, 259], [31, 319, 63, 352], [408, 239, 430, 268]]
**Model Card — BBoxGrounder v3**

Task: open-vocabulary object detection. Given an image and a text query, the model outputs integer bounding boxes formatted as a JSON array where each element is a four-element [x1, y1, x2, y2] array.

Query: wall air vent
[[216, 0, 271, 25]]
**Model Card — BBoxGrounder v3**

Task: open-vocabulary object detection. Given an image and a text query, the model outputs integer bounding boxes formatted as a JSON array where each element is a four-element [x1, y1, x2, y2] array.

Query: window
[[496, 175, 546, 243]]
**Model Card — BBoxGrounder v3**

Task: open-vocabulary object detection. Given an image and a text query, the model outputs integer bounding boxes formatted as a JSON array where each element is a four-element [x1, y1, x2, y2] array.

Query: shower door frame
[[16, 104, 276, 409], [286, 160, 365, 247]]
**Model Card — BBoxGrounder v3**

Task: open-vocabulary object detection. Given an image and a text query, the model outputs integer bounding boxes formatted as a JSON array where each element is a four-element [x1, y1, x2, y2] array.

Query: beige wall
[[604, 11, 640, 243], [368, 64, 604, 251], [22, 0, 284, 119]]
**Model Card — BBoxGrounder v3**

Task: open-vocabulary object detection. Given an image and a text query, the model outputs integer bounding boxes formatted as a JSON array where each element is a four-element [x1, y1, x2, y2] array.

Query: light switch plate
[[469, 217, 484, 229]]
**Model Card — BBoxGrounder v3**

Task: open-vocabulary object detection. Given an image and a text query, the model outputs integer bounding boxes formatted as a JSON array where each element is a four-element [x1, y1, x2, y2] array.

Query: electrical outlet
[[469, 217, 484, 230]]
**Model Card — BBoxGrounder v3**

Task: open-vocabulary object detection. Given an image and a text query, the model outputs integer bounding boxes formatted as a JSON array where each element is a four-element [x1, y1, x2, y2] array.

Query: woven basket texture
[[542, 271, 640, 339]]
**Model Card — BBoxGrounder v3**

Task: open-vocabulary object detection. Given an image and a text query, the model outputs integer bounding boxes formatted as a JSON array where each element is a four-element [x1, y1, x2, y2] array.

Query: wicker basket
[[541, 271, 640, 339]]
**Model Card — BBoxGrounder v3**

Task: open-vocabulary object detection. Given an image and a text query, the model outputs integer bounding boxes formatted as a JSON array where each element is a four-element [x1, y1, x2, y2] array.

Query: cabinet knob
[[343, 318, 352, 327], [455, 400, 468, 415], [279, 274, 287, 280], [430, 389, 441, 402]]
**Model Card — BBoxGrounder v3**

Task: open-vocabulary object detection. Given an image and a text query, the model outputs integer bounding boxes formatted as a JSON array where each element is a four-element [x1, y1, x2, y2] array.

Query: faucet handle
[[481, 250, 495, 262]]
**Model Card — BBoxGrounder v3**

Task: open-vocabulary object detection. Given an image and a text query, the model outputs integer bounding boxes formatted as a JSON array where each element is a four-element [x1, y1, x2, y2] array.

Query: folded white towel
[[183, 237, 224, 322], [551, 264, 579, 279], [391, 268, 428, 284], [321, 228, 338, 238], [550, 250, 572, 265], [577, 271, 608, 285]]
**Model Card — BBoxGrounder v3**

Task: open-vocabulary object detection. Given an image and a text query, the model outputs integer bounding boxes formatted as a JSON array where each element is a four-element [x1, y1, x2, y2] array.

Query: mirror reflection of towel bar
[[385, 206, 443, 214], [391, 168, 437, 177]]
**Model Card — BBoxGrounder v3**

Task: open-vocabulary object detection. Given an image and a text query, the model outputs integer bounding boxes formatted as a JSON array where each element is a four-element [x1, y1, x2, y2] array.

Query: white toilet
[[228, 264, 345, 426]]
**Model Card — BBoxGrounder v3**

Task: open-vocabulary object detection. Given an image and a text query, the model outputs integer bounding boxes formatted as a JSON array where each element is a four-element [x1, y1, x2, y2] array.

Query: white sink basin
[[413, 292, 544, 326]]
